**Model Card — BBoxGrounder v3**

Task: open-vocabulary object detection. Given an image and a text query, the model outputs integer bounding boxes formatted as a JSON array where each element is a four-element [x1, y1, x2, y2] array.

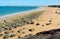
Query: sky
[[0, 0, 60, 6]]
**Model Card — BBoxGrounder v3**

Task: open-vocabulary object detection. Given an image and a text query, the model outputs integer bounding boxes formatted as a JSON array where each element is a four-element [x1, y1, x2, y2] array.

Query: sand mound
[[0, 7, 60, 39]]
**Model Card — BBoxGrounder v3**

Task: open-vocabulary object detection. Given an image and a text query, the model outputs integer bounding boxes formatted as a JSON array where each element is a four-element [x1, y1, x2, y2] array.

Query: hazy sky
[[0, 0, 60, 6]]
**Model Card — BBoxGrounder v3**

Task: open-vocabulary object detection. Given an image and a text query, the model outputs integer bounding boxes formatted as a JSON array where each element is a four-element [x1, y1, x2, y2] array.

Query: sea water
[[0, 6, 38, 16]]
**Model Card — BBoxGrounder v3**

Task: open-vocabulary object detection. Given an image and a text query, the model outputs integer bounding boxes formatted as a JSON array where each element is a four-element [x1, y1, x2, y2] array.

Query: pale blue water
[[0, 6, 38, 16]]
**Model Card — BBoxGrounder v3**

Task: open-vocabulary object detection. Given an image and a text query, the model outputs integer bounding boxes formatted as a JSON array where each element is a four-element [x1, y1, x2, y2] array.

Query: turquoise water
[[0, 6, 38, 16]]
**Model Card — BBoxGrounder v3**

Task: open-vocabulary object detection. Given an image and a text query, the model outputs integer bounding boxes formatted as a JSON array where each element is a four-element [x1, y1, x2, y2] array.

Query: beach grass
[[0, 10, 44, 32]]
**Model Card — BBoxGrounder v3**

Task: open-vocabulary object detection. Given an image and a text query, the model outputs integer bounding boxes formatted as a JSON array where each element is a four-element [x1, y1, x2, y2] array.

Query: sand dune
[[0, 7, 60, 39]]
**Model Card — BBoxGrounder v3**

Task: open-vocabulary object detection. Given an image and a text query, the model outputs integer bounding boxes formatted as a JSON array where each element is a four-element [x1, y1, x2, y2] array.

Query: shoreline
[[0, 7, 45, 20]]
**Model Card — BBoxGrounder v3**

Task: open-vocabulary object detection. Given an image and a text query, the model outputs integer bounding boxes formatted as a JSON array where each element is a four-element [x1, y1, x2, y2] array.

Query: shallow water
[[0, 6, 38, 16]]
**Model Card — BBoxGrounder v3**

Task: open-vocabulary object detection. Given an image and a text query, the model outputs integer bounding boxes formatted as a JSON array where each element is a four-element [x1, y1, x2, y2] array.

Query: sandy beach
[[0, 7, 60, 39]]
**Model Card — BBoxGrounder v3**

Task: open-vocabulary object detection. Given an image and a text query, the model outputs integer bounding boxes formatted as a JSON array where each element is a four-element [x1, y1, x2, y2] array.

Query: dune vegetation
[[0, 11, 44, 32]]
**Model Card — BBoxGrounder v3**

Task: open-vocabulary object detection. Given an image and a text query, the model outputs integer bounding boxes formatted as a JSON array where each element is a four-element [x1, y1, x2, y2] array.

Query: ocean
[[0, 6, 38, 16]]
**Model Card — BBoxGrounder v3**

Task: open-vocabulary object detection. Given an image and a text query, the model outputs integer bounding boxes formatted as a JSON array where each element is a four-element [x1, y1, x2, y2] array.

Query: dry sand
[[0, 7, 60, 39]]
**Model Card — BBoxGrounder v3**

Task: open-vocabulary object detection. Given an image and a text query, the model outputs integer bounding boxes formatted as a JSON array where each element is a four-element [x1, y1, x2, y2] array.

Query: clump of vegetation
[[48, 5, 60, 8], [0, 34, 3, 37], [0, 11, 44, 32], [36, 23, 40, 25], [10, 34, 16, 37], [17, 29, 23, 33], [29, 28, 34, 32], [3, 34, 10, 39]]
